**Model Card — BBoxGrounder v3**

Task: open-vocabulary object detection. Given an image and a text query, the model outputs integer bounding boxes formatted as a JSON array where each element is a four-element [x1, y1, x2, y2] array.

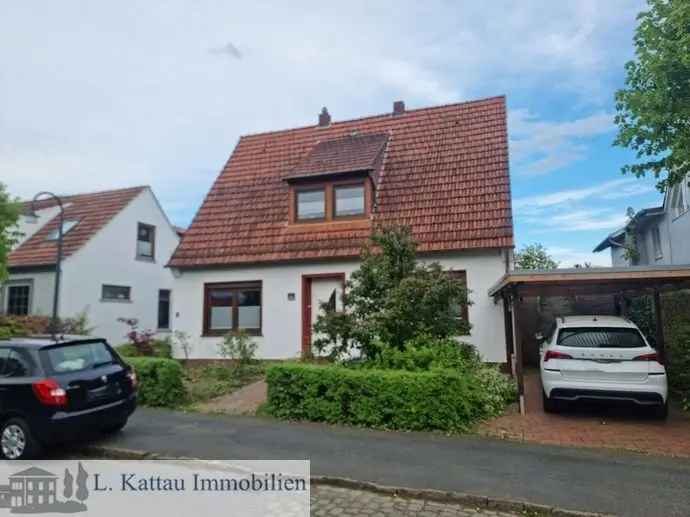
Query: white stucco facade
[[171, 248, 510, 363], [3, 188, 180, 345]]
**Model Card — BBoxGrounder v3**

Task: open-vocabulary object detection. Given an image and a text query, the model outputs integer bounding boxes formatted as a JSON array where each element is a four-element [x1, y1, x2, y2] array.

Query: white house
[[168, 97, 514, 363], [2, 186, 181, 345], [594, 172, 690, 267]]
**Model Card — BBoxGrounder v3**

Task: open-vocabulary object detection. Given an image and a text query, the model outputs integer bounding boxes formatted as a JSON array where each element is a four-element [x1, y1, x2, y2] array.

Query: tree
[[312, 225, 470, 359], [0, 183, 21, 281], [614, 0, 690, 191], [76, 462, 89, 502], [514, 244, 559, 270], [63, 468, 74, 499]]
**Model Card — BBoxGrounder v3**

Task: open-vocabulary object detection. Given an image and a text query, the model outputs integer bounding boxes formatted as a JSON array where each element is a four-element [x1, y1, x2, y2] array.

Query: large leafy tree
[[312, 225, 470, 359], [514, 244, 559, 270], [0, 183, 21, 281], [614, 0, 690, 190]]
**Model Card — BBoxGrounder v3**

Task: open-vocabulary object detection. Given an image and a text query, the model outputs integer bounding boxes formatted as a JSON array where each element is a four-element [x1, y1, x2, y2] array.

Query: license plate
[[87, 382, 121, 402]]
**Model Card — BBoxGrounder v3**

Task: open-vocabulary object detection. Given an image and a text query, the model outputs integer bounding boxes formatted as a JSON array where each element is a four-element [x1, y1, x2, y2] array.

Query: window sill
[[202, 331, 262, 338], [100, 299, 133, 304], [135, 256, 156, 263], [157, 328, 172, 333]]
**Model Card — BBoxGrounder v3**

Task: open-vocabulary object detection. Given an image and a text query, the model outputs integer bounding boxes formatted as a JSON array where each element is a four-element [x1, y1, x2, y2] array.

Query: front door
[[302, 274, 344, 356]]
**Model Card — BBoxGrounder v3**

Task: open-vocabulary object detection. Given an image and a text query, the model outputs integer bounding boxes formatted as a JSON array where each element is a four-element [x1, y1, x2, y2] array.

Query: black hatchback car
[[0, 336, 137, 459]]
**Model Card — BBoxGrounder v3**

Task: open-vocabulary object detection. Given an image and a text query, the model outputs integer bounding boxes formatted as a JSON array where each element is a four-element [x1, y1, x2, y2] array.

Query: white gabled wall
[[172, 249, 508, 363], [60, 189, 179, 345]]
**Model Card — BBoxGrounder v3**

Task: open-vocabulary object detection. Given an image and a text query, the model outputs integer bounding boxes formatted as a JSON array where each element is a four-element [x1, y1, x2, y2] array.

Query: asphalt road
[[73, 408, 690, 517]]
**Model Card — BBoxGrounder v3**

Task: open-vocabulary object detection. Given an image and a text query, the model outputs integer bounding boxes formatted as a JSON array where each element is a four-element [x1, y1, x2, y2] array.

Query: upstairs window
[[291, 179, 370, 224], [334, 184, 365, 218], [296, 189, 326, 221], [652, 226, 663, 260], [137, 223, 156, 260], [46, 220, 79, 241]]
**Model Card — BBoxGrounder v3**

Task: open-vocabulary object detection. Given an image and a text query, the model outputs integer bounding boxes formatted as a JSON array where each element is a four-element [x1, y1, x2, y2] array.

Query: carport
[[489, 265, 690, 415]]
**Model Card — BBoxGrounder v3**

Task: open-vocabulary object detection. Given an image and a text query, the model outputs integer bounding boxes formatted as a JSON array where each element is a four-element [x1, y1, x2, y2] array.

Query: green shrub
[[265, 363, 512, 432], [366, 336, 481, 372], [663, 291, 690, 409], [0, 327, 11, 340], [115, 339, 171, 358], [124, 357, 186, 408]]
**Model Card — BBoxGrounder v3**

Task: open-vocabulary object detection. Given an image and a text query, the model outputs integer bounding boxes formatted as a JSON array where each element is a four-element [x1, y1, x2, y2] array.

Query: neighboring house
[[594, 173, 690, 266], [169, 97, 514, 362], [1, 186, 180, 345]]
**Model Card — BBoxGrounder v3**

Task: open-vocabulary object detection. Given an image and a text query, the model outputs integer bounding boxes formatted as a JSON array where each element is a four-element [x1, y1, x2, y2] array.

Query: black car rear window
[[44, 342, 118, 373], [557, 327, 647, 348]]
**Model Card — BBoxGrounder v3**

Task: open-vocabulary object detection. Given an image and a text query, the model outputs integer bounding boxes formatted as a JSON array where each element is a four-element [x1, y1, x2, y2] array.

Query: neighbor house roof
[[9, 186, 147, 268], [169, 96, 513, 268], [593, 206, 664, 252]]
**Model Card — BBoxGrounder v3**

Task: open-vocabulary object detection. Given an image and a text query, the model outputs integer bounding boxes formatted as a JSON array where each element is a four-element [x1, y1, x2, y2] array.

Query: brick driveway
[[479, 371, 690, 458], [311, 485, 521, 517]]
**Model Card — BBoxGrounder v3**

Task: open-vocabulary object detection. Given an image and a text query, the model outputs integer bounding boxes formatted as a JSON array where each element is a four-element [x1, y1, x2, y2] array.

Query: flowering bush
[[117, 317, 156, 356]]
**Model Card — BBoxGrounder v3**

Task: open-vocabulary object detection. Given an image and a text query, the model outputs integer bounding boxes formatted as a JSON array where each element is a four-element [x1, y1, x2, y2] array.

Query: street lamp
[[27, 192, 64, 339]]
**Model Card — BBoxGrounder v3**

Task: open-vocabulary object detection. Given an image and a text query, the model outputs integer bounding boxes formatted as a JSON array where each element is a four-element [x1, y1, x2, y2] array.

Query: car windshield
[[557, 327, 647, 349], [45, 342, 117, 373]]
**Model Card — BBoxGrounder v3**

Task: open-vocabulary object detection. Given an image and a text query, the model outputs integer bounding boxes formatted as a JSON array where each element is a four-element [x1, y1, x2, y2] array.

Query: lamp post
[[27, 192, 64, 338]]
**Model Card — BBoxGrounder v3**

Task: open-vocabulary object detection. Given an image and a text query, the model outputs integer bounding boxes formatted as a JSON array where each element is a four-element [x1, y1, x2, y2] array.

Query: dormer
[[284, 132, 389, 225]]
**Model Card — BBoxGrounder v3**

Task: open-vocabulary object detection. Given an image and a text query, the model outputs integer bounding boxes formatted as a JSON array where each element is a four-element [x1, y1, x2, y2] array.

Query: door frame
[[301, 273, 346, 356]]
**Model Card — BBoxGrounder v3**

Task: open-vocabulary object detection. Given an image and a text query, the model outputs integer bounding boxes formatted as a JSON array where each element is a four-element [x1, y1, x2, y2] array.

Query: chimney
[[318, 107, 331, 128], [393, 100, 405, 116]]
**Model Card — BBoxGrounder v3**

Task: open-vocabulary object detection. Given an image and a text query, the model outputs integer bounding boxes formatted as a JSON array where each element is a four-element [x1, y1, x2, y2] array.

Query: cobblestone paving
[[311, 485, 522, 517]]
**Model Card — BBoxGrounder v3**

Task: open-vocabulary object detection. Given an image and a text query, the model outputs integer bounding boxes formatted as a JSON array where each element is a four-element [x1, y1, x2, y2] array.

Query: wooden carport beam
[[654, 289, 666, 362], [507, 287, 525, 415]]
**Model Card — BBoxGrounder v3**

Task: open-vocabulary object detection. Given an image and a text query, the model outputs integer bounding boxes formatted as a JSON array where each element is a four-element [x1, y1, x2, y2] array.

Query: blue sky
[[0, 1, 664, 266]]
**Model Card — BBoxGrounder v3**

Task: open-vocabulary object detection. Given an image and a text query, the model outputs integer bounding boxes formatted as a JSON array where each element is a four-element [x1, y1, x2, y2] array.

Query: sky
[[0, 0, 664, 267]]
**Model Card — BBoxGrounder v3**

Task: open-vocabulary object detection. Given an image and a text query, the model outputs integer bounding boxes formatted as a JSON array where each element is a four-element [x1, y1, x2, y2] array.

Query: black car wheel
[[0, 418, 41, 460], [102, 419, 128, 434], [542, 390, 559, 413], [652, 401, 669, 420]]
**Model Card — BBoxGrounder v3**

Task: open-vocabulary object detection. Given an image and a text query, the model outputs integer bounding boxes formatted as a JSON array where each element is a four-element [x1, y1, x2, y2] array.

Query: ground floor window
[[101, 285, 131, 302], [6, 284, 31, 316], [203, 282, 262, 336], [448, 270, 470, 334], [158, 289, 171, 330]]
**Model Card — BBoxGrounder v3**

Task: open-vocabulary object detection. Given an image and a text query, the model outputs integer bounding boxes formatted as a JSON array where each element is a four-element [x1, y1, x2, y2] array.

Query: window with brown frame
[[136, 223, 156, 260], [448, 270, 470, 334], [296, 188, 326, 221], [203, 282, 262, 336], [334, 184, 365, 218], [291, 179, 370, 224]]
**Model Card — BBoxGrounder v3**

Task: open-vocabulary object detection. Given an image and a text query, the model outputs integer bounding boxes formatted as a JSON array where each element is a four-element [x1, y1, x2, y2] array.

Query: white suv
[[540, 316, 668, 418]]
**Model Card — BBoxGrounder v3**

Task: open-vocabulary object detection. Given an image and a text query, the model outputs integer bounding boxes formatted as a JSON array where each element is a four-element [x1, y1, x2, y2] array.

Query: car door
[[0, 347, 42, 416]]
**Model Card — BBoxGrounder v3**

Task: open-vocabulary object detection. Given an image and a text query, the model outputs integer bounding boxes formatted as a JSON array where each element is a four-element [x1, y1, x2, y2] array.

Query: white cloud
[[548, 246, 612, 268], [509, 109, 616, 176], [513, 178, 639, 210], [0, 0, 644, 225]]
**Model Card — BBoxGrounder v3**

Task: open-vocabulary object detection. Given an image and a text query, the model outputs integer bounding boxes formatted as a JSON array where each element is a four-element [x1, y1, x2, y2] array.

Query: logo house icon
[[0, 464, 88, 514]]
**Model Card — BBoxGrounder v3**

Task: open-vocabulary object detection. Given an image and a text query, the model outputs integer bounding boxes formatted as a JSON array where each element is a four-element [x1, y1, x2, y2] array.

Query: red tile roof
[[286, 133, 389, 180], [169, 97, 513, 268], [9, 186, 147, 268]]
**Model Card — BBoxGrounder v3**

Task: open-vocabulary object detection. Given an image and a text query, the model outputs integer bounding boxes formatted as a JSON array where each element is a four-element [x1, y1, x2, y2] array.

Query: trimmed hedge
[[124, 357, 186, 408], [265, 363, 500, 432]]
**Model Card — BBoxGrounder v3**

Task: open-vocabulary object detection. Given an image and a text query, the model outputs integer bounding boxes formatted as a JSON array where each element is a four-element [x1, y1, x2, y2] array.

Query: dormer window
[[296, 188, 326, 221], [45, 220, 79, 241], [334, 184, 365, 218]]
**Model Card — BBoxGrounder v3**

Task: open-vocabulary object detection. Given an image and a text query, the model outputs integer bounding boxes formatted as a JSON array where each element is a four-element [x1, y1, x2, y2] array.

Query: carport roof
[[488, 265, 690, 298]]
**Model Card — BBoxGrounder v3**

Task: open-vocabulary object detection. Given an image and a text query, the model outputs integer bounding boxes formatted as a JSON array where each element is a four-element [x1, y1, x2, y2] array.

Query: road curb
[[81, 445, 615, 517]]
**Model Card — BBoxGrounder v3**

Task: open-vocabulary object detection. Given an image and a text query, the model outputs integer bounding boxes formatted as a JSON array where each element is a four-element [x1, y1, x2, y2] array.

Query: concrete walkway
[[84, 408, 690, 517], [194, 380, 267, 415]]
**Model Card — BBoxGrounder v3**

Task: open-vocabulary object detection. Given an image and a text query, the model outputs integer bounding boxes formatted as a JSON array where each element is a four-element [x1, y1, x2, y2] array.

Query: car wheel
[[0, 418, 41, 460], [102, 419, 128, 434], [652, 402, 668, 420], [542, 390, 559, 413]]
